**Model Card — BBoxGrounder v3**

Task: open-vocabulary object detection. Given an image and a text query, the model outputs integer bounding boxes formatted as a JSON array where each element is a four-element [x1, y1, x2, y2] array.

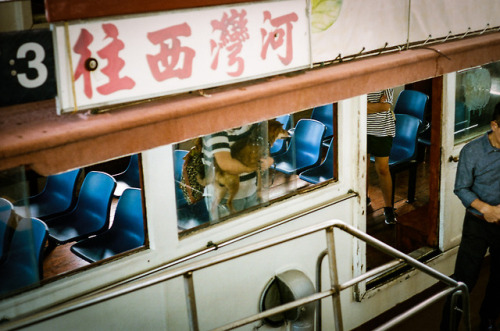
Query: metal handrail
[[0, 219, 470, 331]]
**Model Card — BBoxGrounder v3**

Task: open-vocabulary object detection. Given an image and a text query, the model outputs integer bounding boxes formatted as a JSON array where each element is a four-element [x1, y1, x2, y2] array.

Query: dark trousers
[[441, 212, 500, 330]]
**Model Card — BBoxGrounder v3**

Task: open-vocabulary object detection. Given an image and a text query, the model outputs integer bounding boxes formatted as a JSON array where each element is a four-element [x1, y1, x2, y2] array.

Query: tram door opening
[[366, 78, 441, 271]]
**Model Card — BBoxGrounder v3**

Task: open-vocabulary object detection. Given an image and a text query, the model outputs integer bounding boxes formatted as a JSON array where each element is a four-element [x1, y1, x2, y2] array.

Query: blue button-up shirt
[[454, 131, 500, 215]]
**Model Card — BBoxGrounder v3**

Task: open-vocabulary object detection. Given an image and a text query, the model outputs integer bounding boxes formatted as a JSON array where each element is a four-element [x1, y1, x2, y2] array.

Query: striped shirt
[[202, 125, 257, 199], [367, 89, 396, 137]]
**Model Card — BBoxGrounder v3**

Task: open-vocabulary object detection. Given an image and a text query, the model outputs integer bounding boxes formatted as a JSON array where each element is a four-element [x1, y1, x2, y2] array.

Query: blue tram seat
[[0, 198, 14, 263], [0, 217, 48, 295], [274, 119, 326, 175], [113, 154, 140, 196], [298, 139, 335, 184], [45, 171, 116, 246], [173, 150, 209, 230], [311, 104, 334, 145], [70, 188, 144, 263], [394, 90, 430, 151], [394, 90, 429, 123], [371, 114, 421, 205], [270, 114, 292, 156], [13, 169, 82, 220]]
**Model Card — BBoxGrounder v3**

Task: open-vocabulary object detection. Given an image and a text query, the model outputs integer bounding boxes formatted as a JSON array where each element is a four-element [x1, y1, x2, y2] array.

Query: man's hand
[[471, 199, 500, 224], [483, 204, 500, 224]]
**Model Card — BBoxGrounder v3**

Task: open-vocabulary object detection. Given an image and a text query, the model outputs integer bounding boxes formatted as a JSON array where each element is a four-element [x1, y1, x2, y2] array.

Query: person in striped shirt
[[367, 89, 397, 225], [202, 124, 274, 220]]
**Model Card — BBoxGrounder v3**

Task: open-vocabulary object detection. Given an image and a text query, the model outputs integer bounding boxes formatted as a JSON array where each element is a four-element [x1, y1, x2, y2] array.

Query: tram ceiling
[[1, 32, 500, 175]]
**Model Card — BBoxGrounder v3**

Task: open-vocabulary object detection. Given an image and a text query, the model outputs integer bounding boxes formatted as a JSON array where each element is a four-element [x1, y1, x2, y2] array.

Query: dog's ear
[[267, 119, 281, 129]]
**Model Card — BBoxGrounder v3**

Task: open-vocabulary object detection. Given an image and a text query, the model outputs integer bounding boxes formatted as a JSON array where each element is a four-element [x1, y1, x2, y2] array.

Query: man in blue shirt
[[442, 103, 500, 331]]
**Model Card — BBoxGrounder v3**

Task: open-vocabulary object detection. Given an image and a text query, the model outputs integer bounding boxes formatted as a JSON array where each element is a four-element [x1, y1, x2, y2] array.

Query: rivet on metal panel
[[84, 58, 98, 71]]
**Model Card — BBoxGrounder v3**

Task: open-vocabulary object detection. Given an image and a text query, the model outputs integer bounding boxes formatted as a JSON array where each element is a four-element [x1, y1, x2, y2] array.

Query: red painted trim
[[1, 33, 500, 174], [44, 0, 263, 22]]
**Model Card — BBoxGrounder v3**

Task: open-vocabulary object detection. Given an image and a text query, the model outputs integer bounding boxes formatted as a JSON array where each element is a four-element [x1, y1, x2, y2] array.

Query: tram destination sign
[[53, 0, 310, 113], [0, 29, 56, 107]]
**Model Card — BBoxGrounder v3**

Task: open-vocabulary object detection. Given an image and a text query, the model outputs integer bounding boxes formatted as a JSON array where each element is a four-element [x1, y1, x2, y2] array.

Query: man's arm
[[367, 93, 391, 114], [367, 102, 391, 114], [454, 144, 500, 223]]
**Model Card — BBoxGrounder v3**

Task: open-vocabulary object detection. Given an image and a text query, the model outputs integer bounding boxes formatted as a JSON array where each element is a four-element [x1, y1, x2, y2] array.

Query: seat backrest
[[6, 218, 48, 282], [292, 119, 326, 161], [394, 90, 429, 122], [109, 188, 144, 246], [311, 104, 334, 138], [76, 172, 116, 221], [0, 198, 13, 259], [43, 168, 81, 205], [392, 114, 421, 159], [115, 154, 140, 188], [321, 139, 335, 170]]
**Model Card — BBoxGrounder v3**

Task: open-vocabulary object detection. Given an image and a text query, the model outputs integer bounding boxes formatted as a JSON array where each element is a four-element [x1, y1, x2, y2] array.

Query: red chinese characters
[[146, 22, 196, 82], [70, 8, 301, 104], [97, 24, 135, 95], [73, 24, 135, 99], [260, 11, 298, 65], [73, 29, 94, 98], [210, 9, 249, 77]]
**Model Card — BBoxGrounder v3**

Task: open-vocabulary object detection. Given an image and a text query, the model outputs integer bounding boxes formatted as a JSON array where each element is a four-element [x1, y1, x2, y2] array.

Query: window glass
[[0, 156, 146, 298], [454, 61, 500, 144], [175, 105, 337, 233]]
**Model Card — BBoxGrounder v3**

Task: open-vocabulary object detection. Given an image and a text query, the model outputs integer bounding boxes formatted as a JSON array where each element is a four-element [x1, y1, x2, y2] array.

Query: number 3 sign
[[0, 29, 56, 107]]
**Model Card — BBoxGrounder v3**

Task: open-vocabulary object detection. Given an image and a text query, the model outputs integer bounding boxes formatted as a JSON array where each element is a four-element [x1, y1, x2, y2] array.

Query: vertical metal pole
[[184, 272, 200, 331], [406, 0, 411, 50], [325, 227, 343, 331], [461, 285, 471, 331]]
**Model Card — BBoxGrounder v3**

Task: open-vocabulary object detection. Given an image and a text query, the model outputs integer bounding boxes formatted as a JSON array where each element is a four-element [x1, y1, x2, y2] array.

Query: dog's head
[[267, 119, 291, 145]]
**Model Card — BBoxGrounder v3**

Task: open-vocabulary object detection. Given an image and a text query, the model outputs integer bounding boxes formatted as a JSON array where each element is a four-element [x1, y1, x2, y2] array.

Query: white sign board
[[54, 0, 310, 113], [310, 0, 500, 64]]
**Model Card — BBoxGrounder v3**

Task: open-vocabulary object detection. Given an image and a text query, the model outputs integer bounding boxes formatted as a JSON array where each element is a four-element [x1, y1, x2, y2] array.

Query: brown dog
[[212, 119, 290, 214]]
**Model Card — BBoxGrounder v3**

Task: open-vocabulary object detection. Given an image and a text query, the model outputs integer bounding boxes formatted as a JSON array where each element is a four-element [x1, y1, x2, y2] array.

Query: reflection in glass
[[175, 106, 337, 233], [455, 62, 500, 144], [0, 156, 146, 298]]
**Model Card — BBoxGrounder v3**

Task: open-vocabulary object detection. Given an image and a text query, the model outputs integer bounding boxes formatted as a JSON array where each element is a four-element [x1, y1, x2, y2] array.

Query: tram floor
[[366, 155, 432, 271]]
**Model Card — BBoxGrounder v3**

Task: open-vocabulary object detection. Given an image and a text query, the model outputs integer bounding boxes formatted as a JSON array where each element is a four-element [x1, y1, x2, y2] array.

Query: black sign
[[0, 29, 56, 107]]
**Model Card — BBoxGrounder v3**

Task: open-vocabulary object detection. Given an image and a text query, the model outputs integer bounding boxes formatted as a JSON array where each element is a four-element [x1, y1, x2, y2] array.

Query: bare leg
[[373, 156, 392, 208]]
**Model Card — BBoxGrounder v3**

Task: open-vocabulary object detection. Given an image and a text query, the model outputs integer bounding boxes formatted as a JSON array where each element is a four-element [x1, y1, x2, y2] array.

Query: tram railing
[[1, 219, 469, 331]]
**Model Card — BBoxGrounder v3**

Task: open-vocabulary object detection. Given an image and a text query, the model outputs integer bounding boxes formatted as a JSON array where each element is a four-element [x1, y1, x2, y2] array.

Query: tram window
[[175, 105, 337, 232], [0, 156, 146, 298], [454, 61, 500, 144]]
